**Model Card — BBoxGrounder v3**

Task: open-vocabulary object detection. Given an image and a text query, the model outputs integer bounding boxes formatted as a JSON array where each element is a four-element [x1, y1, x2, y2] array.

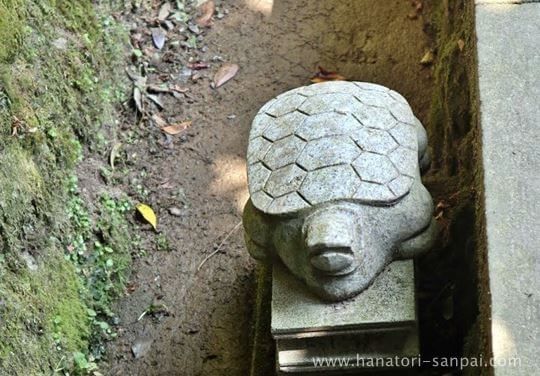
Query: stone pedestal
[[271, 260, 418, 374]]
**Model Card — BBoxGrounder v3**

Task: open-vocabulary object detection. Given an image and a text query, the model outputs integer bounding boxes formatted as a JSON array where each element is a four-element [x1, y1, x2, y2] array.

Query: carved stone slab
[[272, 260, 419, 373], [272, 260, 416, 337]]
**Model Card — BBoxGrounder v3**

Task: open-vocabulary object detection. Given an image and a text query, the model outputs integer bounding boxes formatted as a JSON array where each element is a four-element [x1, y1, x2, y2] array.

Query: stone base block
[[271, 260, 418, 374]]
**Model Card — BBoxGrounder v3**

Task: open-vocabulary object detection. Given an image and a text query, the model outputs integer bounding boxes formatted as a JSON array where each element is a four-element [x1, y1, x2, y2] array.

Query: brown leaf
[[161, 121, 192, 135], [213, 63, 239, 88], [457, 39, 465, 51], [196, 0, 215, 27], [158, 2, 172, 21], [310, 66, 346, 83]]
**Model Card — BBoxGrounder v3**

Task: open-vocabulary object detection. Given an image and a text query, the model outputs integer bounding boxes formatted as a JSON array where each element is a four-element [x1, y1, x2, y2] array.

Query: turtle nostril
[[310, 251, 355, 275]]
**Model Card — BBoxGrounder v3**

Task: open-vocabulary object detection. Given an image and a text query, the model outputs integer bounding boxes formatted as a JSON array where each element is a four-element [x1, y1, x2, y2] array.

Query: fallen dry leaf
[[133, 86, 144, 113], [158, 2, 172, 21], [457, 39, 465, 51], [213, 63, 239, 88], [11, 116, 24, 136], [196, 0, 215, 27], [310, 66, 346, 83], [147, 94, 164, 109], [110, 142, 122, 170], [151, 28, 166, 49], [420, 50, 434, 65], [136, 203, 158, 231], [161, 120, 192, 135]]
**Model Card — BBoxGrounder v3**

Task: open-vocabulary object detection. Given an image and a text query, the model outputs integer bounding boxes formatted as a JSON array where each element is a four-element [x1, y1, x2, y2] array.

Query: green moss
[[0, 144, 44, 249], [65, 190, 134, 360], [0, 0, 131, 374], [0, 0, 25, 63], [0, 250, 90, 374]]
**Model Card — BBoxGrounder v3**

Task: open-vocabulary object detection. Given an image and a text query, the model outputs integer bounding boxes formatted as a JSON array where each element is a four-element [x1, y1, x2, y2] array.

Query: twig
[[197, 221, 242, 271], [137, 310, 148, 322]]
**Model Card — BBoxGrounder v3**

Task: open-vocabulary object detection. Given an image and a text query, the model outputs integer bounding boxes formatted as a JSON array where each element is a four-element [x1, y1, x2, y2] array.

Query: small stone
[[188, 23, 200, 34], [169, 207, 183, 217], [131, 337, 152, 359], [179, 67, 193, 82]]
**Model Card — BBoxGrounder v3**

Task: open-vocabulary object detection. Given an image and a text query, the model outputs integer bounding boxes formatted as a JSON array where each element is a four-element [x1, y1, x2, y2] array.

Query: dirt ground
[[106, 1, 435, 375]]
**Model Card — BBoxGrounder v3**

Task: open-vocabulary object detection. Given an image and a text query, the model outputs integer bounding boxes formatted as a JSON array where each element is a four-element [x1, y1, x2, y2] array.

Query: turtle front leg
[[397, 218, 438, 259], [243, 199, 276, 262]]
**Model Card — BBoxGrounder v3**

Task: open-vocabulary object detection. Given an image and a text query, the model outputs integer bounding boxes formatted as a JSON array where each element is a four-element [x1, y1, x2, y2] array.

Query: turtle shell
[[247, 81, 420, 215]]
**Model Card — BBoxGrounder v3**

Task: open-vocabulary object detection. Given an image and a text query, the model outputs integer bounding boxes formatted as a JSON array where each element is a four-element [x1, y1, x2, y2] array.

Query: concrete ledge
[[475, 2, 540, 374]]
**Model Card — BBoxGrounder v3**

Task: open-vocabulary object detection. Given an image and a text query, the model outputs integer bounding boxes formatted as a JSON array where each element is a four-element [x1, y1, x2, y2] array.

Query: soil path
[[107, 1, 433, 375]]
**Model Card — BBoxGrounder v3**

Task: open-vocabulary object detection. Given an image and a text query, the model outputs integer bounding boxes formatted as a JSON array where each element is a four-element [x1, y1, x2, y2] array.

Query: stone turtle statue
[[243, 81, 436, 301]]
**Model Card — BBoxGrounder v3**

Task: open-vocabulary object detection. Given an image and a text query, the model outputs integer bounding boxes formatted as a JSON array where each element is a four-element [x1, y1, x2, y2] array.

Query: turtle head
[[302, 206, 358, 276], [244, 181, 435, 302]]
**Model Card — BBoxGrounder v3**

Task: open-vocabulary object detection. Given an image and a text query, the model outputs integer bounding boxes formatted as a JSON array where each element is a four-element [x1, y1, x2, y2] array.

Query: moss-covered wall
[[420, 0, 493, 373], [0, 1, 132, 374]]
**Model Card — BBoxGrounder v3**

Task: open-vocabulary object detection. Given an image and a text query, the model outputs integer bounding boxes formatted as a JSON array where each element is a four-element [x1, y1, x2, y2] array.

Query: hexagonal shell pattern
[[262, 135, 306, 170], [265, 164, 307, 198], [299, 165, 361, 205], [247, 81, 422, 214], [352, 153, 399, 184], [296, 136, 361, 170]]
